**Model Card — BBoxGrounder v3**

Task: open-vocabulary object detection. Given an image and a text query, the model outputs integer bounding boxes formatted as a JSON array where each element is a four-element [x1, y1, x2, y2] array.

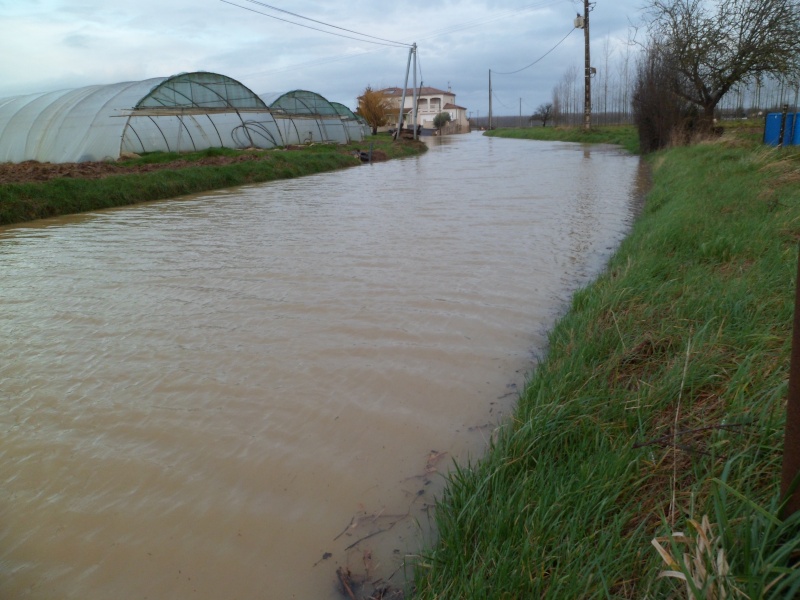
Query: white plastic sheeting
[[0, 80, 158, 163], [0, 73, 321, 164], [355, 115, 373, 139], [330, 102, 372, 143]]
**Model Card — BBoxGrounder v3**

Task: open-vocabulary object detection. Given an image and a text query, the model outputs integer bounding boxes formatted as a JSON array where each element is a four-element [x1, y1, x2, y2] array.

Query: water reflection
[[0, 132, 645, 599]]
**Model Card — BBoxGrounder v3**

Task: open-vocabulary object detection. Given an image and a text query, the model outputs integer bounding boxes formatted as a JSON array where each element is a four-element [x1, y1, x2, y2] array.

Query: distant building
[[378, 86, 470, 135]]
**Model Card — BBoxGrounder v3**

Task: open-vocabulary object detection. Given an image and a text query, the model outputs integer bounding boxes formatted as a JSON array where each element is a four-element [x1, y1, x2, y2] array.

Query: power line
[[219, 0, 410, 48], [223, 1, 574, 90], [239, 47, 385, 80], [223, 0, 565, 52], [416, 0, 565, 41], [239, 0, 412, 47], [492, 91, 512, 110], [493, 27, 576, 75]]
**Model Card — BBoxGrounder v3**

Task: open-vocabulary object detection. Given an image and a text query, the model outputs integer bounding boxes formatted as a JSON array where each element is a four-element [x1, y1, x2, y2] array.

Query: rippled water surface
[[1, 133, 646, 599]]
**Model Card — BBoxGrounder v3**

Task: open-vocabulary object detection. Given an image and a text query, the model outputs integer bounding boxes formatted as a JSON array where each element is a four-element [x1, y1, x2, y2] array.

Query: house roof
[[444, 103, 467, 110], [379, 86, 453, 97]]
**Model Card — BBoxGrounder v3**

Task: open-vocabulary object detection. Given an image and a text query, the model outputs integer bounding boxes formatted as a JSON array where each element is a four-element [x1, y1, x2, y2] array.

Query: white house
[[378, 85, 470, 134]]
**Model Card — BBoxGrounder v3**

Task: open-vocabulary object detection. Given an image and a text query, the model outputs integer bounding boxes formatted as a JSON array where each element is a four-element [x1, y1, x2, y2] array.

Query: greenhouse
[[265, 90, 354, 145], [0, 73, 362, 164], [330, 101, 371, 142]]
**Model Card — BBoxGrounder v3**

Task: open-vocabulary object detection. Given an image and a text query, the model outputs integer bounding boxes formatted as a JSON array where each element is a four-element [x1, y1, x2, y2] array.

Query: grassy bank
[[414, 132, 800, 597], [0, 136, 426, 227], [486, 124, 640, 155]]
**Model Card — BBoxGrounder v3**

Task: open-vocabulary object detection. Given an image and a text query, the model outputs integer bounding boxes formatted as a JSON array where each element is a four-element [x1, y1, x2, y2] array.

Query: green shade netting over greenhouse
[[268, 90, 340, 116], [0, 72, 286, 163]]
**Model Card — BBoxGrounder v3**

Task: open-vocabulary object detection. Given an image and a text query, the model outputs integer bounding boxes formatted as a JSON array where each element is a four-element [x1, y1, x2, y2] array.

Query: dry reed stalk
[[671, 339, 693, 525], [651, 515, 743, 599]]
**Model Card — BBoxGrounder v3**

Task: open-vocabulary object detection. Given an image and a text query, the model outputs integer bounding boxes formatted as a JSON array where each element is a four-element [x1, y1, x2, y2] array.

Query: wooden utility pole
[[583, 0, 592, 131], [412, 43, 419, 140], [396, 45, 414, 137], [489, 69, 493, 130]]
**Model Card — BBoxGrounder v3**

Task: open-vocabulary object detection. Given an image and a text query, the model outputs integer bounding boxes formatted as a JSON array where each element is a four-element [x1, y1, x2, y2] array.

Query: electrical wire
[[239, 47, 383, 80], [492, 27, 575, 75], [492, 91, 512, 110], [416, 0, 564, 41], [223, 0, 564, 50], [219, 0, 410, 48], [223, 0, 577, 92], [239, 0, 412, 47]]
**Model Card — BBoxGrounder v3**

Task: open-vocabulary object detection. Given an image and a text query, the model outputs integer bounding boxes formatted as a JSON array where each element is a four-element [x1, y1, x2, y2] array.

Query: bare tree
[[560, 65, 579, 124], [633, 41, 694, 152], [644, 0, 800, 125], [551, 84, 563, 125], [600, 36, 613, 124], [616, 44, 633, 121], [532, 103, 554, 127]]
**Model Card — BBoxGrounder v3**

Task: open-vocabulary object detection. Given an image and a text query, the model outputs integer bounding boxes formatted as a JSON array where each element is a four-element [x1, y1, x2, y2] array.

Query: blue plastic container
[[764, 112, 800, 146]]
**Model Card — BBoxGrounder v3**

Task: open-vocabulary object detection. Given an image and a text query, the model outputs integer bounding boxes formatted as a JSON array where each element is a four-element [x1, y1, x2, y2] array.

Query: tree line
[[529, 0, 800, 153]]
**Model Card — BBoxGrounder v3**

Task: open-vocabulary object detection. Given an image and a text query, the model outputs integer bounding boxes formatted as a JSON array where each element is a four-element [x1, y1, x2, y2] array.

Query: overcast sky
[[0, 0, 644, 117]]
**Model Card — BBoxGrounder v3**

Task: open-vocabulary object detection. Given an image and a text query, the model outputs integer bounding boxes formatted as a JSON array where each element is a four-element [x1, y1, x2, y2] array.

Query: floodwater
[[0, 133, 647, 599]]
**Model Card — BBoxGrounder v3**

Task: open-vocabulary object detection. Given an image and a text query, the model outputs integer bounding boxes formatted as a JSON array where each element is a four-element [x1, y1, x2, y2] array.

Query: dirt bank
[[0, 148, 390, 185]]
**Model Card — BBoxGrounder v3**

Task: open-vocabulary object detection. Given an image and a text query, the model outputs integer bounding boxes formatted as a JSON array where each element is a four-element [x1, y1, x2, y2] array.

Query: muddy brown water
[[0, 133, 647, 599]]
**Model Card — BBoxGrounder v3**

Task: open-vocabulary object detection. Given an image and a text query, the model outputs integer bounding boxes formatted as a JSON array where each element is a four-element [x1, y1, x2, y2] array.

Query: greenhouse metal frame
[[267, 90, 352, 145], [0, 73, 367, 164]]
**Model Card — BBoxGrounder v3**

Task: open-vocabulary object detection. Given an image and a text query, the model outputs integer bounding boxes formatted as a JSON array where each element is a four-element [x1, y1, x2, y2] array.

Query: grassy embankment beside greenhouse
[[0, 136, 426, 227], [415, 124, 800, 598]]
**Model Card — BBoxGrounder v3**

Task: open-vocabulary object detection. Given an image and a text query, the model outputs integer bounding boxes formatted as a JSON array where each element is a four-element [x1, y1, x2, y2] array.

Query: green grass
[[414, 134, 800, 598], [0, 137, 426, 226], [486, 124, 640, 155]]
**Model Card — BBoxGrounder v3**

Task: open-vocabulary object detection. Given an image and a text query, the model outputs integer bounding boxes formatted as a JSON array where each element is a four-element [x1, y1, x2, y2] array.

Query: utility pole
[[519, 98, 522, 128], [488, 69, 493, 130], [582, 0, 592, 131], [412, 43, 419, 140], [396, 44, 414, 138]]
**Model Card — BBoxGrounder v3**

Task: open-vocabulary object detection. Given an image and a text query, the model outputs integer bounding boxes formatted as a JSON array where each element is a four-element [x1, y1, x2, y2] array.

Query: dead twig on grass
[[633, 422, 749, 454]]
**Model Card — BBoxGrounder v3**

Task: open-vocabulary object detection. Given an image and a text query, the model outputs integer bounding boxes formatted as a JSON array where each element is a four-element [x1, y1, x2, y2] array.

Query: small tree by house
[[433, 111, 452, 132], [357, 86, 389, 135]]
